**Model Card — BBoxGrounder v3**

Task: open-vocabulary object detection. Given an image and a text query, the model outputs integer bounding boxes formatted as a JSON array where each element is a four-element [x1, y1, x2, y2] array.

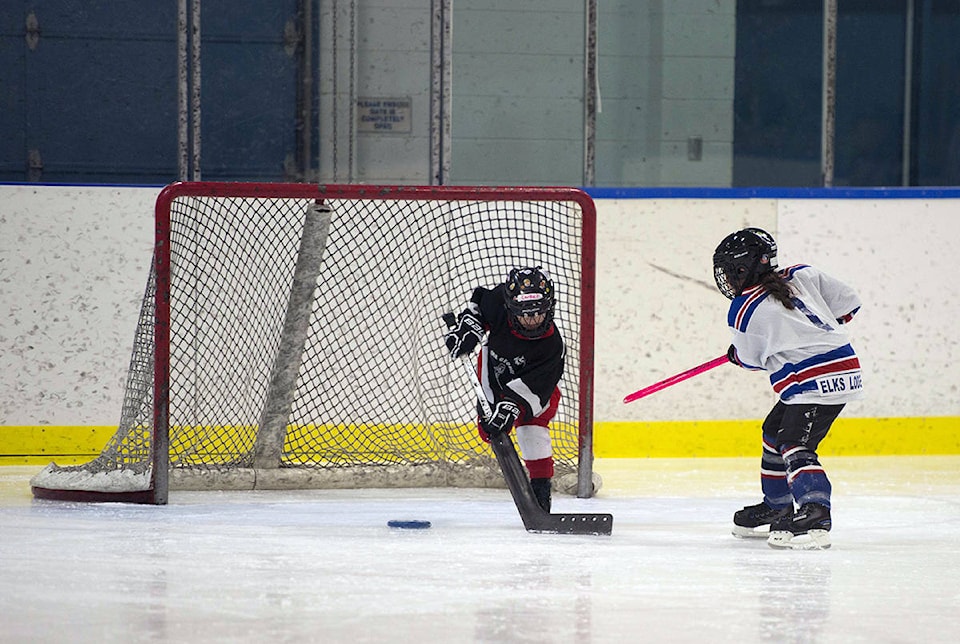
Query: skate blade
[[732, 525, 772, 539], [767, 529, 831, 550]]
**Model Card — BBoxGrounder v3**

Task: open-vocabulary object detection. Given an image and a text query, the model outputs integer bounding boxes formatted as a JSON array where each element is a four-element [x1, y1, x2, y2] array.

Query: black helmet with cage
[[503, 266, 556, 338], [712, 227, 779, 299]]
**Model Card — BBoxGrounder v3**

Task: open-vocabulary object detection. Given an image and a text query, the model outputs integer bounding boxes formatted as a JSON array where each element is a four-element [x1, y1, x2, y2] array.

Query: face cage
[[508, 308, 554, 338], [714, 264, 740, 300]]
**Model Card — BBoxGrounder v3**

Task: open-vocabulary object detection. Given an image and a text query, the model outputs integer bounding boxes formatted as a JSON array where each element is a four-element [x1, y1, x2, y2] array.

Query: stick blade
[[488, 433, 614, 535], [527, 512, 614, 536]]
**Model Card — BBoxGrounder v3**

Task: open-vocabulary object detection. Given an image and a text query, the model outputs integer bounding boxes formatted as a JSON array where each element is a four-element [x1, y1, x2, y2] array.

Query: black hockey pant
[[759, 401, 845, 509]]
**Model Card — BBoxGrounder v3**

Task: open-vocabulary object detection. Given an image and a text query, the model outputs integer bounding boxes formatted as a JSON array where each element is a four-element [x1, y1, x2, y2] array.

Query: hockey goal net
[[31, 182, 597, 504]]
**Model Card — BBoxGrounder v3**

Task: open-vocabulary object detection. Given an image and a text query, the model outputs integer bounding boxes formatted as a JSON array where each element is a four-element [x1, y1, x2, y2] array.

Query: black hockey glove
[[726, 344, 738, 364], [479, 399, 520, 439], [444, 311, 484, 359]]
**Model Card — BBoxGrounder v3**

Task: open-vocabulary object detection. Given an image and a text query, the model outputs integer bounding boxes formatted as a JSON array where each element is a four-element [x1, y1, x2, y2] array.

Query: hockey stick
[[443, 313, 613, 535], [622, 355, 728, 404]]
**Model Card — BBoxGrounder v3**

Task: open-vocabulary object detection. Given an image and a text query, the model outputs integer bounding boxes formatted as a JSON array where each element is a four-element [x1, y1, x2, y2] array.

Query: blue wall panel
[[0, 0, 299, 184], [0, 4, 29, 181]]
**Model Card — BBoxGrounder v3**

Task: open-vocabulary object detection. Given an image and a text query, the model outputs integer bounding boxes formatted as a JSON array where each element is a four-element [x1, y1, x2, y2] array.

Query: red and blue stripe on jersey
[[768, 344, 861, 399], [727, 266, 811, 334], [727, 285, 768, 335]]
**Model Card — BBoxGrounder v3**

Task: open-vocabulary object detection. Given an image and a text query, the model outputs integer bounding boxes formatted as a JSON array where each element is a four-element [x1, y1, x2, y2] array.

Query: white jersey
[[727, 264, 864, 405]]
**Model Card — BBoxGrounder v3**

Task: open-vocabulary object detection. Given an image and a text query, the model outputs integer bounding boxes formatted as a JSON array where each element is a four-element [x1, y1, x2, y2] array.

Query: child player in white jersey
[[713, 228, 864, 550]]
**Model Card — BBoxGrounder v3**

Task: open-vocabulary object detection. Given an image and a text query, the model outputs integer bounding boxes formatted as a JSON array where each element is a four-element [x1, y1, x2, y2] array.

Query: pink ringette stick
[[623, 355, 728, 404]]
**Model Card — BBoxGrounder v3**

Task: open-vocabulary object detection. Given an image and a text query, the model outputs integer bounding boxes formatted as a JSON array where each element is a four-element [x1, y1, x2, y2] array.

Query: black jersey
[[468, 284, 565, 418]]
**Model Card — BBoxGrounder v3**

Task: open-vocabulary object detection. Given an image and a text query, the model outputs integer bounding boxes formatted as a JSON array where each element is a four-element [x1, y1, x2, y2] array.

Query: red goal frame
[[153, 182, 597, 503]]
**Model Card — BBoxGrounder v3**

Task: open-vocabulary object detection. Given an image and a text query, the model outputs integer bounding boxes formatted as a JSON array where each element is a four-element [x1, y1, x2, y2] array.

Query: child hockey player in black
[[713, 228, 863, 550], [444, 266, 564, 512]]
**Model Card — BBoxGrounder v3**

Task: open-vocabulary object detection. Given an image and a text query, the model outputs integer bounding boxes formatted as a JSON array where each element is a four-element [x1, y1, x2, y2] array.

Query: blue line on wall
[[582, 186, 960, 199], [6, 183, 960, 199]]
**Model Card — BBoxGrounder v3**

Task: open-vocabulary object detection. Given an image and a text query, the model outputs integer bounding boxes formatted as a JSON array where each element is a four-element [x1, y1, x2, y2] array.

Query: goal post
[[31, 182, 597, 504]]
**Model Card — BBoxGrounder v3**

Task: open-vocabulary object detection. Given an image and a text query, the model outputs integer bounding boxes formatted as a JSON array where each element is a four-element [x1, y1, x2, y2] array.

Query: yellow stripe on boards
[[0, 425, 117, 465], [594, 416, 960, 458], [0, 422, 580, 466], [2, 416, 958, 466]]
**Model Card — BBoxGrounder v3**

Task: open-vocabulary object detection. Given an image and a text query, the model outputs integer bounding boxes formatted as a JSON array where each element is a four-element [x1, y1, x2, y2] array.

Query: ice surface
[[2, 457, 959, 643]]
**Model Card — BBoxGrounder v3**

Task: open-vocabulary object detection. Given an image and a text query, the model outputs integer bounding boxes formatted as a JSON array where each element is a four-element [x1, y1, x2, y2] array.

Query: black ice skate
[[732, 501, 793, 539], [767, 503, 832, 550]]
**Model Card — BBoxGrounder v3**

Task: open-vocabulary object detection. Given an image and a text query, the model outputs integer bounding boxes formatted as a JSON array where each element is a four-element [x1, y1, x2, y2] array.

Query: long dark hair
[[759, 270, 795, 309]]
